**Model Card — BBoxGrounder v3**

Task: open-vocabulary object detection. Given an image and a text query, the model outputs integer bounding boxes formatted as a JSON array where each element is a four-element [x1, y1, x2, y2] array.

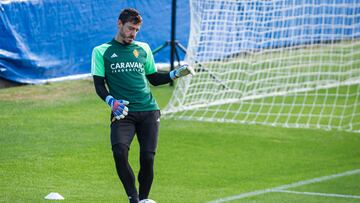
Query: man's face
[[118, 20, 141, 44]]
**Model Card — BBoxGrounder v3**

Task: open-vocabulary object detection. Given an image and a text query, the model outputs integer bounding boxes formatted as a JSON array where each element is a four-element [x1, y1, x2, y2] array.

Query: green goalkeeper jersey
[[91, 39, 159, 112]]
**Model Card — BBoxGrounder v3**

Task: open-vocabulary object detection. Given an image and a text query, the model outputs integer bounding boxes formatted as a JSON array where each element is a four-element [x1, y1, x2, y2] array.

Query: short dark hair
[[118, 8, 142, 24]]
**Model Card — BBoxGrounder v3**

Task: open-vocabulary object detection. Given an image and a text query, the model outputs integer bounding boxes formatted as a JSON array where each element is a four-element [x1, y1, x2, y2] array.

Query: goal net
[[163, 0, 360, 133]]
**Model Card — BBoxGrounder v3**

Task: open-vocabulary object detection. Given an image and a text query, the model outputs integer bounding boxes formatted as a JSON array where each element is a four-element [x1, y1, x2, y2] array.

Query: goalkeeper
[[91, 8, 194, 203]]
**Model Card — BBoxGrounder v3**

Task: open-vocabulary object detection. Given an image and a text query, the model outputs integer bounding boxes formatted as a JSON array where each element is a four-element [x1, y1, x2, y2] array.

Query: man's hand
[[106, 95, 129, 120], [170, 64, 195, 80]]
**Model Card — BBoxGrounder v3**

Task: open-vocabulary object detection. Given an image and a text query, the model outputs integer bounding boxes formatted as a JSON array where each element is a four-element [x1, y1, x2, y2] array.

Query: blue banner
[[0, 0, 190, 83]]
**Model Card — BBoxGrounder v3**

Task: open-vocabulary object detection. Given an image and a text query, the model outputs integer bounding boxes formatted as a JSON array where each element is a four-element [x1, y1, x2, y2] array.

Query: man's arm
[[146, 72, 172, 86], [146, 64, 196, 86], [91, 46, 128, 120], [93, 75, 129, 120], [93, 75, 109, 101]]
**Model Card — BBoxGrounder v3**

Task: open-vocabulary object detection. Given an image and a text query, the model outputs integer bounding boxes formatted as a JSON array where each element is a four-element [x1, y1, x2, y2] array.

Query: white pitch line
[[275, 189, 360, 199], [207, 169, 360, 203]]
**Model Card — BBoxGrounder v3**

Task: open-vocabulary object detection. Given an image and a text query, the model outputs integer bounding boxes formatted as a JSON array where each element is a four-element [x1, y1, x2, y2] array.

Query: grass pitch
[[0, 79, 359, 202]]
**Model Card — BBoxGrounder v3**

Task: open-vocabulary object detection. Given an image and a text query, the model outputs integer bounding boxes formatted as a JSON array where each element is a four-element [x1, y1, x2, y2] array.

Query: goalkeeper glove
[[169, 64, 195, 80], [105, 95, 129, 120]]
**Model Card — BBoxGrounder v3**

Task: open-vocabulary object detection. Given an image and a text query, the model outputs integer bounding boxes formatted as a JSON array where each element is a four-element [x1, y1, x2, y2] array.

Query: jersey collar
[[111, 38, 135, 46]]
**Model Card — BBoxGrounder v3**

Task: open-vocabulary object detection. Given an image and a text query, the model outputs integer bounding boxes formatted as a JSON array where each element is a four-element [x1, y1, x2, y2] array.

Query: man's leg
[[138, 151, 155, 200], [135, 110, 160, 200], [111, 113, 138, 202], [112, 143, 139, 203]]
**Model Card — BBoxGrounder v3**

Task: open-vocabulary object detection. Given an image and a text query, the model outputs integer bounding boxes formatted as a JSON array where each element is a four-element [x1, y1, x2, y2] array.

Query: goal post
[[163, 0, 360, 133]]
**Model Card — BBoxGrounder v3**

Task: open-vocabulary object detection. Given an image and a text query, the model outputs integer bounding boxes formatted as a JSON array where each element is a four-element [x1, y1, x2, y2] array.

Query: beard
[[120, 32, 134, 45]]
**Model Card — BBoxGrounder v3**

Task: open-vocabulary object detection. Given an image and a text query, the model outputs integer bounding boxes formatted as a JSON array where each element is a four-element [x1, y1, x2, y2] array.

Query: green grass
[[0, 79, 359, 203]]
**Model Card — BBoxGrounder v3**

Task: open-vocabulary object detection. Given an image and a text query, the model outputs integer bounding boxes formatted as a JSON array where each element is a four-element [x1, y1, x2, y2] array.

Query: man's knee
[[140, 152, 155, 166], [112, 143, 129, 161]]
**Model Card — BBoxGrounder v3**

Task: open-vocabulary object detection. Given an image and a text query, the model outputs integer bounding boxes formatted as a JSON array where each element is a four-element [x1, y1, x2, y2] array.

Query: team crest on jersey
[[133, 49, 139, 58]]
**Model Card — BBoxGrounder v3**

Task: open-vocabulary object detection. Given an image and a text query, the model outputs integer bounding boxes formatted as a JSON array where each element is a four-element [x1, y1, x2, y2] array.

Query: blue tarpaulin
[[0, 0, 190, 83]]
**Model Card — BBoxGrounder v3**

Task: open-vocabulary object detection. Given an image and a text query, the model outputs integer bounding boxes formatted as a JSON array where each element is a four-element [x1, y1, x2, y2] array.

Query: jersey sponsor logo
[[111, 53, 118, 58], [110, 62, 144, 73], [133, 49, 139, 58]]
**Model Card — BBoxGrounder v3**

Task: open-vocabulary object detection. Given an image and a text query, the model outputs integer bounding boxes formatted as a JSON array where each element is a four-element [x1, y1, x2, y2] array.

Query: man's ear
[[117, 20, 123, 29]]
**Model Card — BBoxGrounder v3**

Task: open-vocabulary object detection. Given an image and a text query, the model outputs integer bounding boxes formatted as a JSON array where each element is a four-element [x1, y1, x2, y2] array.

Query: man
[[91, 8, 194, 203]]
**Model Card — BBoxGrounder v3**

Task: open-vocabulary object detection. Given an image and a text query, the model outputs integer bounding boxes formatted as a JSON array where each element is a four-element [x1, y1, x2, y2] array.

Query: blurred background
[[0, 0, 190, 85]]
